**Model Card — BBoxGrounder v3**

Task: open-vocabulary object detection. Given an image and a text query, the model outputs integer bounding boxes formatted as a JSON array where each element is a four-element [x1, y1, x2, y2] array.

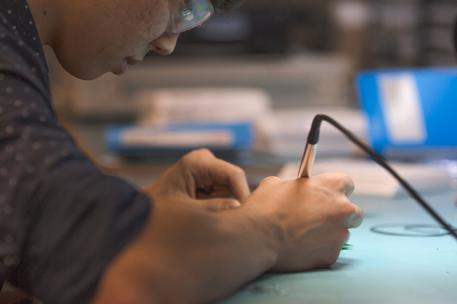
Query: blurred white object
[[258, 108, 367, 158], [334, 0, 371, 29], [426, 159, 457, 189], [378, 73, 426, 143], [135, 88, 272, 125], [49, 54, 350, 119], [278, 159, 453, 198]]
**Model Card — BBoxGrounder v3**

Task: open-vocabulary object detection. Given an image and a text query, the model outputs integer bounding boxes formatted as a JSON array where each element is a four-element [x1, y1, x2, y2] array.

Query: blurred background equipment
[[50, 54, 351, 119], [279, 158, 453, 198], [51, 0, 457, 116], [45, 0, 457, 190], [134, 88, 271, 125]]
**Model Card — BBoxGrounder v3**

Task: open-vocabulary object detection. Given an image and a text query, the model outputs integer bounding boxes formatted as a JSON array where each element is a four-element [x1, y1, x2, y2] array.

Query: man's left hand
[[142, 149, 250, 211]]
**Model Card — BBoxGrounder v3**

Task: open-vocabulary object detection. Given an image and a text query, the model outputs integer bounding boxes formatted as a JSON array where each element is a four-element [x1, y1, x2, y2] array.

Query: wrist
[[223, 203, 280, 272]]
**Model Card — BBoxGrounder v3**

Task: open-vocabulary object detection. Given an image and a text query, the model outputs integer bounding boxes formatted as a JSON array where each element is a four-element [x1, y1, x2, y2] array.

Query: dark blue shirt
[[0, 0, 151, 302]]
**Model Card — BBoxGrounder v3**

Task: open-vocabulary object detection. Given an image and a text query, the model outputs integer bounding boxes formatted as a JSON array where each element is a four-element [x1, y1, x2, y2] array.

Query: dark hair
[[454, 18, 457, 53], [211, 0, 244, 12]]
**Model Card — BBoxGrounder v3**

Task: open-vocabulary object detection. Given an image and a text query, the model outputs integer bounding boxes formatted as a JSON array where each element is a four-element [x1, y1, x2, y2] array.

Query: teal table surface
[[220, 192, 457, 304], [68, 122, 457, 303]]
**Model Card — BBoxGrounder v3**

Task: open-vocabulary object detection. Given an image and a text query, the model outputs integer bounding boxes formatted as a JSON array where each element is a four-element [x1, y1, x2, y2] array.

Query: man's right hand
[[245, 173, 363, 272]]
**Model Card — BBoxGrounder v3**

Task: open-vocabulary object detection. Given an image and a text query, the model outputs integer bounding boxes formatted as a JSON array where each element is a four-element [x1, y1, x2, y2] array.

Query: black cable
[[307, 114, 457, 242], [371, 223, 457, 237]]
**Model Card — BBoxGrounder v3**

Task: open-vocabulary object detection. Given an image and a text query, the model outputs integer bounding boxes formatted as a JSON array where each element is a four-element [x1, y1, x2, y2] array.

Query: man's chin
[[52, 48, 113, 80], [70, 68, 121, 80], [64, 67, 105, 81], [111, 68, 126, 76], [77, 67, 126, 80], [56, 60, 102, 81], [57, 57, 127, 79]]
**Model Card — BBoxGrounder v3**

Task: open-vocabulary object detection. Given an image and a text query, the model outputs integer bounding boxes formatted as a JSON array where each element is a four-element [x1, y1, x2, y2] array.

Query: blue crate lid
[[357, 68, 457, 159]]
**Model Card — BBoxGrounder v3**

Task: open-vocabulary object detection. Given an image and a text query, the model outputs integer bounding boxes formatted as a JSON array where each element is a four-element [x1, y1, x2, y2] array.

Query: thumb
[[197, 198, 242, 212]]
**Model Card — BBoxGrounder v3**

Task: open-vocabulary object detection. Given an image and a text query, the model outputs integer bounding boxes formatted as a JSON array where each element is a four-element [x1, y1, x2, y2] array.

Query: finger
[[196, 185, 232, 199], [333, 173, 354, 196], [344, 176, 355, 196], [316, 173, 355, 196], [258, 176, 282, 187], [211, 160, 250, 203], [197, 198, 242, 212], [347, 204, 364, 228], [186, 151, 250, 203]]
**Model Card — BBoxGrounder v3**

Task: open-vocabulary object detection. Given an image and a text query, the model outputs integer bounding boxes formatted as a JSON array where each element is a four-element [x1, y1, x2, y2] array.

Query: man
[[0, 0, 363, 303]]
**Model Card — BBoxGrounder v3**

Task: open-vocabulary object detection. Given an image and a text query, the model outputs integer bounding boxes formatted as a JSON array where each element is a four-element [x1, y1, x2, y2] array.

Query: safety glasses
[[167, 0, 215, 34]]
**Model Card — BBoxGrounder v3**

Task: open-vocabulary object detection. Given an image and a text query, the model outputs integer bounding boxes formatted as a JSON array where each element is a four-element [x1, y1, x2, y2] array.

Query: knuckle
[[351, 206, 364, 228], [178, 155, 191, 169], [196, 148, 214, 157], [328, 173, 354, 193], [183, 149, 213, 163], [319, 173, 354, 191], [339, 200, 356, 217], [338, 173, 354, 185], [181, 151, 196, 163], [206, 199, 241, 211], [233, 166, 246, 179], [262, 176, 281, 185], [357, 206, 364, 220], [344, 177, 355, 192], [225, 199, 241, 208]]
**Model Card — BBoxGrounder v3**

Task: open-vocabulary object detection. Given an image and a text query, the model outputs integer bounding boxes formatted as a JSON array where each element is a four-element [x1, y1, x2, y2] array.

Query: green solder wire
[[341, 243, 353, 251]]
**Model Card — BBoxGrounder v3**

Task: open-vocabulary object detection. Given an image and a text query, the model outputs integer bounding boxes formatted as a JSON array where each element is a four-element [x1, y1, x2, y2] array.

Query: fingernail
[[231, 201, 242, 208], [222, 200, 242, 210]]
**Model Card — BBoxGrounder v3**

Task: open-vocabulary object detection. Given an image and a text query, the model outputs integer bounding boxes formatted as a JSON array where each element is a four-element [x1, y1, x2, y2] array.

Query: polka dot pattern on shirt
[[0, 3, 151, 303], [0, 0, 76, 271]]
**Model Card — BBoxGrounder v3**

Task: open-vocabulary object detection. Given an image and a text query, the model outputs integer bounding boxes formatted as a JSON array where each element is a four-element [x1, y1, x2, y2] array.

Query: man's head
[[43, 0, 242, 80]]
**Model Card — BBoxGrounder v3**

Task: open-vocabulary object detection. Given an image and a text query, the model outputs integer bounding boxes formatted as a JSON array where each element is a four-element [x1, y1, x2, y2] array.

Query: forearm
[[174, 204, 278, 302], [96, 200, 279, 304]]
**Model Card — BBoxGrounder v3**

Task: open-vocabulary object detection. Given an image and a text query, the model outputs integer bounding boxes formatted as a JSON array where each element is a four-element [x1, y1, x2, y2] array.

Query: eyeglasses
[[167, 0, 215, 35]]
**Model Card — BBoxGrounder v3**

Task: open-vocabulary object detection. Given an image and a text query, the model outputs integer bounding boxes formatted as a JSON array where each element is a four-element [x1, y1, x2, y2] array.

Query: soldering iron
[[297, 114, 457, 242]]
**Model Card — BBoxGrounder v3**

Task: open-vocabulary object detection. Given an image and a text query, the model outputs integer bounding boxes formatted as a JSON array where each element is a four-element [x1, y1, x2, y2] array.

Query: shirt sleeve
[[0, 9, 151, 304]]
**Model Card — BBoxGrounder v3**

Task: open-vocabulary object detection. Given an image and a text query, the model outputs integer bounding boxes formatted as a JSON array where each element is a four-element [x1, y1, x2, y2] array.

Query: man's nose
[[150, 34, 179, 55]]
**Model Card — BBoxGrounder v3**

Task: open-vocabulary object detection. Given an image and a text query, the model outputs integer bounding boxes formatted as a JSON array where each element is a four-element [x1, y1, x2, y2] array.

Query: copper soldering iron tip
[[297, 143, 317, 179]]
